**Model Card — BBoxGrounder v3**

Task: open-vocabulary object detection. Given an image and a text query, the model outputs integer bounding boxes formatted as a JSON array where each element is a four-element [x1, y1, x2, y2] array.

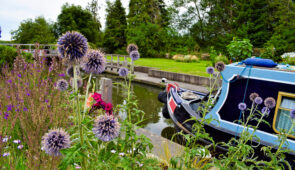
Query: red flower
[[92, 93, 102, 102], [105, 103, 112, 111], [99, 101, 106, 109]]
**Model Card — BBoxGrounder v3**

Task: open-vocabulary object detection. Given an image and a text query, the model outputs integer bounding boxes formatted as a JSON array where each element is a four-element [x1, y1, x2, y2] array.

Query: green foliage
[[54, 3, 102, 47], [283, 56, 295, 65], [21, 51, 33, 63], [260, 46, 275, 59], [104, 0, 127, 53], [0, 45, 17, 67], [11, 16, 56, 44], [227, 39, 253, 61]]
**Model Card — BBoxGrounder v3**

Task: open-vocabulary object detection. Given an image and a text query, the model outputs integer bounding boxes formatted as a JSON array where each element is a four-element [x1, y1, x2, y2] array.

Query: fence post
[[117, 55, 120, 71], [100, 78, 112, 104], [110, 55, 113, 71]]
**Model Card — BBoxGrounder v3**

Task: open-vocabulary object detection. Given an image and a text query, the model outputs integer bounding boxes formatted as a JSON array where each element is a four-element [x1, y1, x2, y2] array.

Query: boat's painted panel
[[206, 63, 295, 153]]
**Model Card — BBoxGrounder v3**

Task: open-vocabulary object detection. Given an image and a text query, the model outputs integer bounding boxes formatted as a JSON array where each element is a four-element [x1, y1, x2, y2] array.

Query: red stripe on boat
[[169, 97, 177, 113]]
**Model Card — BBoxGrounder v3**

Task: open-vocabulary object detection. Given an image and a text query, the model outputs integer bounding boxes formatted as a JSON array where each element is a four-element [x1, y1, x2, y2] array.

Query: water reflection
[[109, 77, 174, 138]]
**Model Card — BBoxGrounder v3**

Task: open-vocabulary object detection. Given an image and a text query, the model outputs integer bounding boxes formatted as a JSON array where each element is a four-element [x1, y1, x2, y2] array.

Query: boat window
[[273, 92, 295, 138]]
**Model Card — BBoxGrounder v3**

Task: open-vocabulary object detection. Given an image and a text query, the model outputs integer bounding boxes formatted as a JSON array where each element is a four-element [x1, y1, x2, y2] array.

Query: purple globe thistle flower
[[206, 67, 214, 74], [261, 107, 270, 116], [215, 61, 225, 72], [66, 66, 80, 77], [41, 128, 71, 156], [238, 102, 247, 111], [290, 109, 295, 119], [81, 50, 106, 74], [57, 31, 88, 63], [93, 115, 120, 142], [56, 79, 69, 91], [70, 77, 83, 88], [118, 67, 128, 77], [126, 44, 138, 54], [254, 97, 263, 105], [264, 97, 276, 109], [129, 50, 140, 61], [249, 92, 259, 102]]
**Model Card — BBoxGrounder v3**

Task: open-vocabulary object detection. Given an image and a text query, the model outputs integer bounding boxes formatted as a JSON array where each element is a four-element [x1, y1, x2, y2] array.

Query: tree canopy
[[11, 16, 55, 44]]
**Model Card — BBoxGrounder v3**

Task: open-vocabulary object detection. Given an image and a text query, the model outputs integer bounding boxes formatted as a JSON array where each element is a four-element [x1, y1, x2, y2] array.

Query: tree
[[11, 16, 56, 44], [87, 0, 100, 22], [54, 3, 102, 47], [104, 0, 127, 53]]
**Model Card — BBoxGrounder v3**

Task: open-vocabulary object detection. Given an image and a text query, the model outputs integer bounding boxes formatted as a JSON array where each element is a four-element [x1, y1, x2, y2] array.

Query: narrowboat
[[158, 61, 295, 156]]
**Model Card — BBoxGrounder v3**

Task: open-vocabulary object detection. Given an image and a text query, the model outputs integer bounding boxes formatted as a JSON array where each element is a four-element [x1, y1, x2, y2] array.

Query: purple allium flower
[[13, 140, 21, 144], [70, 77, 83, 88], [126, 44, 138, 54], [58, 73, 65, 77], [23, 107, 28, 111], [17, 145, 24, 149], [118, 67, 128, 77], [56, 79, 69, 91], [290, 109, 295, 119], [254, 97, 263, 105], [261, 107, 270, 116], [215, 61, 225, 72], [66, 66, 80, 77], [57, 31, 88, 62], [41, 128, 71, 156], [206, 67, 214, 74], [264, 97, 276, 109], [249, 93, 259, 102], [2, 153, 10, 157], [81, 50, 106, 74], [238, 102, 247, 111], [93, 115, 120, 142], [129, 50, 140, 61]]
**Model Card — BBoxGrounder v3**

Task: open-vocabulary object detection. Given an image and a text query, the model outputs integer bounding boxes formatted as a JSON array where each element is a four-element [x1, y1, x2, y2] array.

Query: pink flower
[[92, 93, 102, 102], [105, 103, 112, 111]]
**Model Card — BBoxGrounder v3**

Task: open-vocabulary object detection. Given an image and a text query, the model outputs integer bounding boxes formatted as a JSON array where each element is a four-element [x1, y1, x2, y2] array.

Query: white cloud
[[0, 0, 129, 41]]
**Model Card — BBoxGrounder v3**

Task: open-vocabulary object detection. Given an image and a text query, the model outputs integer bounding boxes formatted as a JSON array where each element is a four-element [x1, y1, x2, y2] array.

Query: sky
[[0, 0, 130, 41]]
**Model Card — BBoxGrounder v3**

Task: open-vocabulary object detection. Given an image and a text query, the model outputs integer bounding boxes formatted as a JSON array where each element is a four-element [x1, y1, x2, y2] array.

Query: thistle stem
[[83, 73, 92, 115], [275, 120, 295, 155]]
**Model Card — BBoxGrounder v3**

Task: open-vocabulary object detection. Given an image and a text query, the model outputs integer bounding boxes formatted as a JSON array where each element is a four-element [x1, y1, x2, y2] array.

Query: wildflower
[[127, 44, 138, 54], [45, 99, 49, 103], [58, 73, 65, 77], [26, 92, 30, 96], [75, 166, 81, 169], [13, 140, 21, 144], [57, 31, 88, 63], [86, 93, 94, 108], [261, 107, 270, 116], [70, 77, 83, 88], [18, 74, 21, 78], [66, 66, 80, 77], [56, 79, 69, 91], [238, 102, 247, 111], [3, 153, 10, 157], [129, 50, 140, 61], [264, 97, 276, 109], [119, 152, 125, 156], [215, 61, 225, 72], [7, 79, 12, 84], [2, 137, 9, 142], [81, 50, 106, 74], [4, 112, 9, 119], [7, 105, 13, 111], [254, 97, 263, 105], [206, 67, 214, 74], [118, 67, 129, 77], [290, 109, 295, 119], [249, 93, 259, 102], [41, 128, 71, 156], [111, 150, 116, 153], [105, 103, 113, 115], [17, 145, 24, 149], [23, 107, 28, 111], [93, 115, 120, 142]]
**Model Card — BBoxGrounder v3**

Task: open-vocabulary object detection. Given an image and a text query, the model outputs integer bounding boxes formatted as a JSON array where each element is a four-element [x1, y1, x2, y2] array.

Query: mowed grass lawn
[[106, 56, 212, 77]]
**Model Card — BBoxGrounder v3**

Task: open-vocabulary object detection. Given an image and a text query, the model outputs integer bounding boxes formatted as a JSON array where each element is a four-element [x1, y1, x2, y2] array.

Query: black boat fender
[[158, 91, 167, 103], [162, 104, 170, 119]]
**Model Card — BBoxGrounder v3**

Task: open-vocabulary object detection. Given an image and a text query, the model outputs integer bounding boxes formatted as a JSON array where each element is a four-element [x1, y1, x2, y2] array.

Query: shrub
[[227, 38, 253, 61], [183, 55, 191, 62], [21, 51, 33, 62], [190, 55, 200, 63], [0, 45, 18, 67], [260, 46, 275, 59], [282, 56, 295, 65]]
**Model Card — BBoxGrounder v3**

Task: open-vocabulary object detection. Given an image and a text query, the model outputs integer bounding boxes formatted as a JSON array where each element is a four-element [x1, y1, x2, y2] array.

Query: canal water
[[100, 74, 177, 140]]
